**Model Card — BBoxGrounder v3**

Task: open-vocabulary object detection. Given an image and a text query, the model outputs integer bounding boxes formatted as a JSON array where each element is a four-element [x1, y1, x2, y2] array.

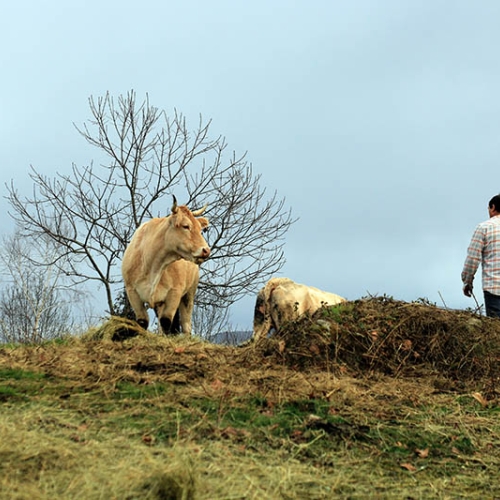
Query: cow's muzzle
[[195, 247, 210, 263]]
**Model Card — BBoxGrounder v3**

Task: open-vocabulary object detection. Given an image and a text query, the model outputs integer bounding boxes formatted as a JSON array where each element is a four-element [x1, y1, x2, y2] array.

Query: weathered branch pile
[[257, 297, 500, 382]]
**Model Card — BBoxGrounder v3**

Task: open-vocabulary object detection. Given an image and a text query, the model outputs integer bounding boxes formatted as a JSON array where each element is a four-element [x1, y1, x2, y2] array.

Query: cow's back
[[251, 276, 347, 342], [307, 287, 346, 309], [269, 282, 345, 329]]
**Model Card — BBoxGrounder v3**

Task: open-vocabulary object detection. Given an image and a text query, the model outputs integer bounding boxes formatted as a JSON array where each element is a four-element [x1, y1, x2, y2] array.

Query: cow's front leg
[[125, 286, 149, 330], [154, 291, 182, 335], [155, 310, 180, 335], [157, 316, 172, 334]]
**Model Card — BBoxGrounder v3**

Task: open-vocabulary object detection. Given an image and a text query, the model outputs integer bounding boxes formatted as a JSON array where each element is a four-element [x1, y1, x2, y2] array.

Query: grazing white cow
[[252, 277, 346, 341], [122, 197, 210, 332], [151, 259, 200, 335]]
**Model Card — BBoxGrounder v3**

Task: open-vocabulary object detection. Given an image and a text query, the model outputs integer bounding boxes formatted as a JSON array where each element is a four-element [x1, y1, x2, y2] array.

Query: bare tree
[[0, 231, 77, 343], [6, 91, 295, 335]]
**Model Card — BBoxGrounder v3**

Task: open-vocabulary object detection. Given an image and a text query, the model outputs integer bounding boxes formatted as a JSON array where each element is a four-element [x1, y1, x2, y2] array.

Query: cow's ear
[[198, 217, 209, 229]]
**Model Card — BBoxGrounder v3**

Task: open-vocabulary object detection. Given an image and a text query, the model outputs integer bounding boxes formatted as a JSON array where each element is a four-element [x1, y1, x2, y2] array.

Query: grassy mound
[[254, 297, 500, 385], [1, 298, 500, 498]]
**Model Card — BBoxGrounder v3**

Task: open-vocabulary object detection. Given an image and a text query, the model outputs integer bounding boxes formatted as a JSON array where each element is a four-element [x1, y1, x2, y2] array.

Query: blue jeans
[[484, 290, 500, 318]]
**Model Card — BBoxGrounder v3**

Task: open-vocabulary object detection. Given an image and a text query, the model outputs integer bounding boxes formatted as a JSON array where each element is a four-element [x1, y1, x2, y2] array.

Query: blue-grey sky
[[2, 1, 500, 330]]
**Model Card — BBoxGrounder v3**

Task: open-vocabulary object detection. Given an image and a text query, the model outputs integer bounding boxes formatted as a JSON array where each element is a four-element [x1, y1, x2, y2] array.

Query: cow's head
[[252, 287, 272, 341], [170, 196, 210, 264], [252, 277, 295, 342]]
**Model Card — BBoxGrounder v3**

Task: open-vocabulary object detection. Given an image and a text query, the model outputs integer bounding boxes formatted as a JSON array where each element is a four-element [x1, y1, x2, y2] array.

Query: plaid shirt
[[462, 215, 500, 294]]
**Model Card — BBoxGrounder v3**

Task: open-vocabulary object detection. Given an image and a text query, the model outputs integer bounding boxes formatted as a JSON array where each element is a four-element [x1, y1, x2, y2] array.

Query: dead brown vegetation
[[256, 297, 500, 392]]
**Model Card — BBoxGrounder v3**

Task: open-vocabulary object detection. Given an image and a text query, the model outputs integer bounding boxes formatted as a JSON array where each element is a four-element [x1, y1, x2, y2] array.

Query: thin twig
[[438, 291, 448, 309]]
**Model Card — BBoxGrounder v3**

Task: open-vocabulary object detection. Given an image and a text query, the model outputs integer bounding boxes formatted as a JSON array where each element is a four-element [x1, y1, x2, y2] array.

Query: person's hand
[[463, 283, 473, 297]]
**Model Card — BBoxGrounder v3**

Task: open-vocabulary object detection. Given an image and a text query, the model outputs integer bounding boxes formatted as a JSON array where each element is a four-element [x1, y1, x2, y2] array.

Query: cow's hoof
[[159, 317, 172, 334]]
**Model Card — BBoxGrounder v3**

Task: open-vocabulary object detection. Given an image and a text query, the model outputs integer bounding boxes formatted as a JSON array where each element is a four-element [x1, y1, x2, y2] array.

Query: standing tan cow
[[122, 197, 210, 332], [252, 277, 346, 341]]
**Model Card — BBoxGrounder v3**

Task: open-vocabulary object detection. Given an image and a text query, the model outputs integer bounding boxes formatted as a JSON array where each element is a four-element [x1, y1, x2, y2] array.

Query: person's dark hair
[[489, 194, 500, 211]]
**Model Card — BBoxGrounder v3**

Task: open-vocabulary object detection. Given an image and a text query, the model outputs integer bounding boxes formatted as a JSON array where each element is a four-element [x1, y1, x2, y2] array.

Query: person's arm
[[461, 225, 484, 296]]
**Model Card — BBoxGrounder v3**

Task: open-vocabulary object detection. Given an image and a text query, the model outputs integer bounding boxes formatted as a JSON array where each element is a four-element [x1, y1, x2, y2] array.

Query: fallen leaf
[[174, 346, 186, 354], [221, 426, 239, 437], [142, 434, 155, 445], [261, 410, 274, 417], [415, 448, 429, 458], [471, 392, 488, 407], [211, 379, 224, 390], [306, 414, 322, 423], [309, 344, 320, 355], [401, 339, 412, 351], [400, 463, 417, 472], [166, 373, 188, 384], [70, 434, 85, 443]]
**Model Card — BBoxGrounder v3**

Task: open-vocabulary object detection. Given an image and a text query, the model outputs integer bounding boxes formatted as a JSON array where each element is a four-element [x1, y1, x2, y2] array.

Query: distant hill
[[210, 330, 252, 345]]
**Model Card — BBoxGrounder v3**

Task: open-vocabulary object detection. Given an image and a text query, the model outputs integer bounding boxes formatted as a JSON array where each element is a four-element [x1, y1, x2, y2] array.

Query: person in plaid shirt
[[462, 194, 500, 318]]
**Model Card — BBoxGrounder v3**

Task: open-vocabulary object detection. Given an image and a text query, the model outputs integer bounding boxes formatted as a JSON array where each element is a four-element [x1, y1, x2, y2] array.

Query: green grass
[[0, 367, 46, 381], [1, 340, 500, 499], [13, 375, 494, 469], [0, 368, 48, 402]]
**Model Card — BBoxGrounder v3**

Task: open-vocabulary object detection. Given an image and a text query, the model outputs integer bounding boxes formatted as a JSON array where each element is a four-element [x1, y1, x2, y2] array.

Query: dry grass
[[1, 299, 500, 499]]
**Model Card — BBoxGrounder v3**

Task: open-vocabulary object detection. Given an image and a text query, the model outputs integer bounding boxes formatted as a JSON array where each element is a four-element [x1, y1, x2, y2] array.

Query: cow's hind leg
[[178, 293, 195, 335], [171, 309, 181, 333]]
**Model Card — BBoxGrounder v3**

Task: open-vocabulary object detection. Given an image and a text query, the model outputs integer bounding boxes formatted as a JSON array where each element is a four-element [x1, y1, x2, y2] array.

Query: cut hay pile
[[255, 297, 500, 384]]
